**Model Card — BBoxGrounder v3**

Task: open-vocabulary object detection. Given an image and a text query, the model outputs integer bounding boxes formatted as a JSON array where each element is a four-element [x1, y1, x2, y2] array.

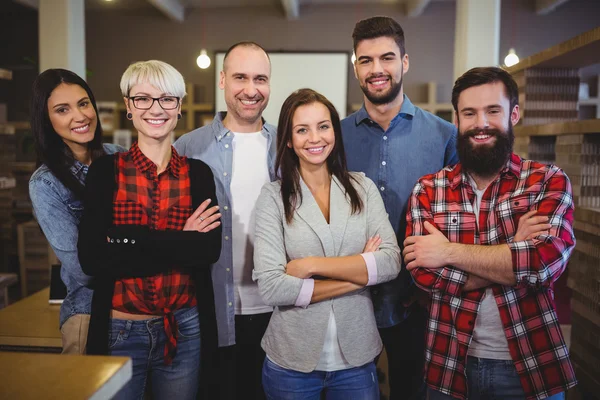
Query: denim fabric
[[428, 357, 566, 400], [341, 96, 458, 328], [174, 112, 277, 347], [109, 307, 201, 400], [29, 143, 123, 327], [262, 358, 379, 400]]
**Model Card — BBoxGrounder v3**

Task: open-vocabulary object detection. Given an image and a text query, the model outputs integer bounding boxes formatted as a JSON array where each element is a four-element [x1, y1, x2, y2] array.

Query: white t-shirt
[[230, 131, 273, 315], [467, 175, 512, 360]]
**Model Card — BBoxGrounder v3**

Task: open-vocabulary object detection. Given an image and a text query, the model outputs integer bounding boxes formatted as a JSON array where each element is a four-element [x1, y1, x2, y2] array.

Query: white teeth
[[241, 100, 258, 105], [307, 147, 324, 153], [147, 119, 166, 125], [474, 134, 490, 140], [72, 124, 89, 133], [371, 80, 387, 85]]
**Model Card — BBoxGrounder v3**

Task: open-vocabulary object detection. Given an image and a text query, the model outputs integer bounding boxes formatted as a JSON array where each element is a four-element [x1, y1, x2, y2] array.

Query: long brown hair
[[275, 88, 362, 224], [31, 69, 105, 199]]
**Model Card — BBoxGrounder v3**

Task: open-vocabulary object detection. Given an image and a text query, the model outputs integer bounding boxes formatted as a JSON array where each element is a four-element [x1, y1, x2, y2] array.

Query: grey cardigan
[[252, 172, 401, 372]]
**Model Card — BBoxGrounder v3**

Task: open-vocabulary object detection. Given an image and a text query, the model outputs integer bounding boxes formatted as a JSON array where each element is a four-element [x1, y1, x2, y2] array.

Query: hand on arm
[[404, 221, 516, 286], [285, 234, 382, 285], [183, 198, 221, 233]]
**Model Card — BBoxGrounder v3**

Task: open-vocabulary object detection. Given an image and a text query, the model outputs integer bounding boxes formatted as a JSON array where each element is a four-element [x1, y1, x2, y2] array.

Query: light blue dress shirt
[[341, 95, 458, 328], [174, 112, 277, 346]]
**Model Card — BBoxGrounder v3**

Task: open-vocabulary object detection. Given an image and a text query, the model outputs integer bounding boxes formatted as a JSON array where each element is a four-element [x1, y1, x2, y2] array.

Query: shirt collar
[[129, 141, 184, 178], [69, 159, 87, 176], [211, 111, 276, 142], [354, 94, 416, 125], [449, 153, 522, 190]]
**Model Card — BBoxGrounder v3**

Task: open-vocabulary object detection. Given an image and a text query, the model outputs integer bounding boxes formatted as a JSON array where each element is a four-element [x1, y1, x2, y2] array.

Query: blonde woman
[[78, 60, 221, 399]]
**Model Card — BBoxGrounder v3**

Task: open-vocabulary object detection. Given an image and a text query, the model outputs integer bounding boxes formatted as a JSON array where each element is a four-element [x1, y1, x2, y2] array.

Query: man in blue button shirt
[[175, 41, 275, 400], [341, 16, 459, 400]]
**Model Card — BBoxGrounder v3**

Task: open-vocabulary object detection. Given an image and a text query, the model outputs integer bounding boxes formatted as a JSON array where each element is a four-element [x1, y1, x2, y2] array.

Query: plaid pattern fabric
[[407, 153, 577, 400], [112, 142, 197, 365]]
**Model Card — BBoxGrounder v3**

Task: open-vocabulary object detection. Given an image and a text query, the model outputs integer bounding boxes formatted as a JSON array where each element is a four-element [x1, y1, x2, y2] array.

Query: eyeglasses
[[128, 96, 180, 110]]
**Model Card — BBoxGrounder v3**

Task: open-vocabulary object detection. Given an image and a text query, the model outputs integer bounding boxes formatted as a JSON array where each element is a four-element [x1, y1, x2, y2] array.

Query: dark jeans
[[378, 304, 427, 400], [428, 356, 565, 400], [216, 312, 272, 400]]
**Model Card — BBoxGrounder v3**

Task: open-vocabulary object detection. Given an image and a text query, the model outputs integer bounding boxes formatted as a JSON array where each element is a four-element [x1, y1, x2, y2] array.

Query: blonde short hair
[[120, 60, 186, 99]]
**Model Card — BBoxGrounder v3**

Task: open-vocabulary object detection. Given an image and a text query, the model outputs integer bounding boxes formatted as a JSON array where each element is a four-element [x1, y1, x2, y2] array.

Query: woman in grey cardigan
[[253, 89, 401, 399]]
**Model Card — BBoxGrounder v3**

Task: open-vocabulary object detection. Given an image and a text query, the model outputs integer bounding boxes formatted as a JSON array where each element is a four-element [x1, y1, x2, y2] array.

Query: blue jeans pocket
[[176, 312, 200, 341]]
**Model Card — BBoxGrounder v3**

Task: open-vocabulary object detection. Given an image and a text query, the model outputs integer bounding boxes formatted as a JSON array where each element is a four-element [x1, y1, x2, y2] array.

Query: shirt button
[[383, 136, 388, 140], [380, 186, 385, 191], [225, 144, 229, 149], [223, 172, 228, 176], [223, 206, 229, 211], [217, 135, 222, 140], [225, 236, 229, 240], [228, 302, 232, 307], [226, 133, 231, 137], [381, 161, 386, 166], [123, 238, 128, 243], [131, 239, 136, 244], [226, 268, 230, 272], [116, 239, 120, 243]]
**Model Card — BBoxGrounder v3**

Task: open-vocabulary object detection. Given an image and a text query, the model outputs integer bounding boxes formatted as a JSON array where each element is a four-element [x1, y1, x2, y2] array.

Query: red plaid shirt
[[112, 142, 197, 364], [407, 153, 577, 400]]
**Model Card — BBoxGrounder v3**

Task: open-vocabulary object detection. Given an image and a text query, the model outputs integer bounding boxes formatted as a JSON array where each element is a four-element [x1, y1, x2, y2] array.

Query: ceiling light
[[504, 48, 519, 67], [196, 49, 211, 69]]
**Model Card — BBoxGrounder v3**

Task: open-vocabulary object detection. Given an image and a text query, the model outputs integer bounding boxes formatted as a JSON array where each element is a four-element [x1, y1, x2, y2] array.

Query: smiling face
[[354, 36, 409, 106], [47, 83, 97, 153], [455, 81, 520, 177], [220, 46, 271, 127], [125, 82, 181, 142], [289, 102, 335, 172]]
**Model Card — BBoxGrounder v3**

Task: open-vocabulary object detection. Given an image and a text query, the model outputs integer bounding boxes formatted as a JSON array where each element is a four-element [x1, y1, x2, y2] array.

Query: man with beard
[[341, 16, 458, 400], [403, 67, 576, 400], [174, 41, 275, 400]]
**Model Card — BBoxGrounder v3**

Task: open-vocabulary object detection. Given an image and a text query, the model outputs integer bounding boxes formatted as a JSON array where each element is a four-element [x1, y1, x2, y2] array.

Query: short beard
[[360, 71, 403, 106], [457, 124, 514, 178]]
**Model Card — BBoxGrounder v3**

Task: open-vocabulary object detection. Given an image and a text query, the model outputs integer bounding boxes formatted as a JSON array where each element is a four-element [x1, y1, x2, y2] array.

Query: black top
[[78, 154, 222, 394]]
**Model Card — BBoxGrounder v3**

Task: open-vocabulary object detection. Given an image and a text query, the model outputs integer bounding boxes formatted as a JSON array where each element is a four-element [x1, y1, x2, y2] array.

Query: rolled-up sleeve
[[508, 167, 575, 289], [252, 184, 305, 306]]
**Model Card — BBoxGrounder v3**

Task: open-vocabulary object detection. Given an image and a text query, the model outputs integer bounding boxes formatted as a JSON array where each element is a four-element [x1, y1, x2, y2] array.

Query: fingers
[[403, 251, 416, 265], [423, 221, 440, 235], [190, 198, 212, 219], [363, 235, 382, 252], [521, 209, 538, 220], [201, 221, 221, 233], [198, 211, 221, 230], [402, 244, 414, 258], [199, 205, 220, 221]]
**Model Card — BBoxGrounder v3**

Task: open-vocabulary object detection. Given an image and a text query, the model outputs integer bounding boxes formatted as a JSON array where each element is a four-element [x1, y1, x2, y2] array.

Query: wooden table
[[0, 287, 62, 351], [0, 352, 131, 399]]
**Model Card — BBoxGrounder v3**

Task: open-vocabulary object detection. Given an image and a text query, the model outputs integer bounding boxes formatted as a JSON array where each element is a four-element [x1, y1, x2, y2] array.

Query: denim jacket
[[29, 143, 123, 327], [174, 112, 277, 346]]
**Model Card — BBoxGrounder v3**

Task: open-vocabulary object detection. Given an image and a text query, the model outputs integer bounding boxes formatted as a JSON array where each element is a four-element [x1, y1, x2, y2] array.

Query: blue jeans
[[262, 357, 379, 400], [108, 307, 201, 400], [428, 356, 565, 400]]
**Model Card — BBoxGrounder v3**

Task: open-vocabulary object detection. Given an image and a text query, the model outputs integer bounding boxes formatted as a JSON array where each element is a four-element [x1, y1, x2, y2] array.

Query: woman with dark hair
[[253, 88, 401, 399], [28, 68, 124, 354], [78, 60, 222, 399]]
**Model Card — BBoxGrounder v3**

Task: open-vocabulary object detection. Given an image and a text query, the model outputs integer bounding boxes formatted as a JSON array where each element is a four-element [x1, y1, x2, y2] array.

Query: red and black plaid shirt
[[407, 153, 577, 400], [112, 142, 197, 364]]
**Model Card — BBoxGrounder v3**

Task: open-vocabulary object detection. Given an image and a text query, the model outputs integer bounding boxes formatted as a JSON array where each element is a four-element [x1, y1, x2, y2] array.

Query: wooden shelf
[[514, 119, 600, 137], [506, 27, 600, 74]]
